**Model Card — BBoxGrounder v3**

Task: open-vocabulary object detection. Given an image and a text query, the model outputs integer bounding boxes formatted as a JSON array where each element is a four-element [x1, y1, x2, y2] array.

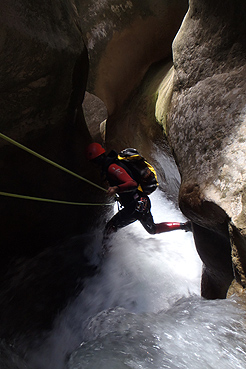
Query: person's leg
[[138, 197, 156, 235], [140, 218, 192, 235], [102, 202, 138, 256], [138, 197, 192, 234], [155, 221, 192, 233], [104, 203, 137, 235]]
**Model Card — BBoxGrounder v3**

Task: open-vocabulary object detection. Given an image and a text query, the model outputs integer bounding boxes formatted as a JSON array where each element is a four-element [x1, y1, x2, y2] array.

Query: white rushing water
[[26, 189, 246, 369]]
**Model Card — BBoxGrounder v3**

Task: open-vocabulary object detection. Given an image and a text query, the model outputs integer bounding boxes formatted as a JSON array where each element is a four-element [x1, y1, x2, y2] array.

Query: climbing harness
[[115, 194, 123, 211], [136, 197, 148, 213], [0, 133, 112, 206]]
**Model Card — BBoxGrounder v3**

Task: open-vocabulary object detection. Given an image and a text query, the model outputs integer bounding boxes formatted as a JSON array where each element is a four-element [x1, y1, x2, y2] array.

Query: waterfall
[[11, 189, 246, 369]]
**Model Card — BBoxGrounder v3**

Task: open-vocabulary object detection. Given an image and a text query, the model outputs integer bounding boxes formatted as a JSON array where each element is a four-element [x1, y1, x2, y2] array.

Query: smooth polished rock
[[167, 0, 246, 297]]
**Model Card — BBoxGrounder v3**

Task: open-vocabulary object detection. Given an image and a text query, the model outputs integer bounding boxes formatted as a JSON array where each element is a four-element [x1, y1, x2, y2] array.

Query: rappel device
[[117, 148, 158, 195]]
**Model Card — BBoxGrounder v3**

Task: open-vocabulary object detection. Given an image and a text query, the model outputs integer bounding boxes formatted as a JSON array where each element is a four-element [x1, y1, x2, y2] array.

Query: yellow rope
[[0, 132, 113, 206], [0, 191, 113, 206], [0, 133, 107, 192]]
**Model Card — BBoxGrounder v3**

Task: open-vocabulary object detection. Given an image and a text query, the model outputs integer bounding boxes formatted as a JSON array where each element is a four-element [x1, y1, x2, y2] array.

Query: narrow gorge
[[0, 0, 246, 368]]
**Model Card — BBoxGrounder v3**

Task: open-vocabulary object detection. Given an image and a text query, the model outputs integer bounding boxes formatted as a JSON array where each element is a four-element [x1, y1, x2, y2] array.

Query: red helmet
[[85, 142, 106, 160]]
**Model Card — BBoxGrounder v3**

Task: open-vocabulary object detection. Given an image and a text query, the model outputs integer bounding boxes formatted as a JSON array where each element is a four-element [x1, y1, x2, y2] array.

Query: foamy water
[[24, 190, 246, 369], [25, 189, 203, 368]]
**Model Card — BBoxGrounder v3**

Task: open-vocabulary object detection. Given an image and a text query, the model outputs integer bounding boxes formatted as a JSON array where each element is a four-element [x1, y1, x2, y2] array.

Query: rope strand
[[0, 191, 113, 206]]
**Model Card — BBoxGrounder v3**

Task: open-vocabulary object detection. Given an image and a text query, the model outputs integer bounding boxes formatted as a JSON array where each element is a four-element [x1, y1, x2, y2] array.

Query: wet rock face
[[0, 0, 94, 268], [0, 235, 97, 342], [0, 0, 87, 138], [82, 91, 108, 141], [75, 0, 188, 115], [167, 0, 246, 297]]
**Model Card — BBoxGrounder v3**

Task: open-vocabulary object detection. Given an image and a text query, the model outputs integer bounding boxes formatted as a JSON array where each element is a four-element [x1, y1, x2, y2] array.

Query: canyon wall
[[165, 0, 246, 298], [0, 0, 91, 269], [1, 0, 246, 301]]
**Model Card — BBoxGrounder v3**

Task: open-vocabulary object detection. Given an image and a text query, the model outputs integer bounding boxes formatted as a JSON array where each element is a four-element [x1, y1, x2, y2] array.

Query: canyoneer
[[85, 143, 192, 250]]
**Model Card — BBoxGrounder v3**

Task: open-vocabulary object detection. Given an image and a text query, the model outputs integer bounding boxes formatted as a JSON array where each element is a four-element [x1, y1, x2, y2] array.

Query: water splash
[[25, 191, 246, 369], [26, 190, 202, 369]]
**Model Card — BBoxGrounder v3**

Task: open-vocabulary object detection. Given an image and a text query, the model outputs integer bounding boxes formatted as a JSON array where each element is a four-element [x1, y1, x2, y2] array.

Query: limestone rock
[[76, 0, 188, 115], [167, 0, 246, 297], [0, 0, 87, 140], [0, 0, 93, 269], [82, 91, 108, 141], [105, 60, 182, 201]]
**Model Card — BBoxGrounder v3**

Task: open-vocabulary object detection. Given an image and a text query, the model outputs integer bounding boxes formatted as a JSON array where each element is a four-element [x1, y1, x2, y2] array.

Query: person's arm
[[107, 163, 137, 194]]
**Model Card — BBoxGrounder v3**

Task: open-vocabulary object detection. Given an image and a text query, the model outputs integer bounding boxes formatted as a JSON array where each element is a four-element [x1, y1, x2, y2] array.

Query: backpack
[[117, 148, 158, 195]]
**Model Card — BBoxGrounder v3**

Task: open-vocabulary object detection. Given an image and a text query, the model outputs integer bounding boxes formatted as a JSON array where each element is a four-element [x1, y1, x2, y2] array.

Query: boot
[[180, 221, 192, 232]]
